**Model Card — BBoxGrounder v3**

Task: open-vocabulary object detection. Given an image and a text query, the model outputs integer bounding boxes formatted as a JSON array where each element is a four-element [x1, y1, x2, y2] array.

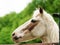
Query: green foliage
[[0, 0, 59, 44]]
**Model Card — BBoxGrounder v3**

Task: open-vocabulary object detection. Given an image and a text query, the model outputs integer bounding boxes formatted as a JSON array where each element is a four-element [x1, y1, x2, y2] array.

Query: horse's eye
[[31, 20, 37, 23]]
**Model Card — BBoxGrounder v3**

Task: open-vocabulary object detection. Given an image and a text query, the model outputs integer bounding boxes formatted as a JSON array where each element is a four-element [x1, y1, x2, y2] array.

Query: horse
[[12, 7, 59, 43]]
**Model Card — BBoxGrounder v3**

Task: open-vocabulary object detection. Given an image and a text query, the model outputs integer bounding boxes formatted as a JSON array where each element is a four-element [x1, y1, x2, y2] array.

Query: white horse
[[12, 7, 59, 43]]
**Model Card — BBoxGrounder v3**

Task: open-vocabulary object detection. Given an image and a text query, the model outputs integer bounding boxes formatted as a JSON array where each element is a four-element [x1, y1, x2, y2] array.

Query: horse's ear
[[39, 7, 43, 14]]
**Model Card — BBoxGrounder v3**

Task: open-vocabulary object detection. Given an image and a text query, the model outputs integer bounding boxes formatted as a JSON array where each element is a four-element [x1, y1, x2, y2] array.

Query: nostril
[[12, 33, 15, 36], [14, 36, 19, 40]]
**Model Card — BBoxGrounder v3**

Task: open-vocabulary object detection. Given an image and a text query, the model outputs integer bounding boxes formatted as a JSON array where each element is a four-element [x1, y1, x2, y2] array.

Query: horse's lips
[[13, 34, 37, 43], [14, 37, 37, 43]]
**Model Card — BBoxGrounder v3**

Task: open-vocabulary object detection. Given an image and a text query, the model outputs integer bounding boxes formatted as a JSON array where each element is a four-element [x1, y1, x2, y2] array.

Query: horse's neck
[[42, 10, 55, 29], [42, 11, 59, 42], [43, 10, 54, 22]]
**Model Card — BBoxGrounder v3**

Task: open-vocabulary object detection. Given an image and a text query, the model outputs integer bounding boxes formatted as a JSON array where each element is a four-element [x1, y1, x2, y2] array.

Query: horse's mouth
[[13, 37, 38, 43], [13, 34, 37, 43]]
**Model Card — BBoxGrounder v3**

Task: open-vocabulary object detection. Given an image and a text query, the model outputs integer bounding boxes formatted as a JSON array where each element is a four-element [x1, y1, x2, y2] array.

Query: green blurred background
[[0, 0, 59, 44]]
